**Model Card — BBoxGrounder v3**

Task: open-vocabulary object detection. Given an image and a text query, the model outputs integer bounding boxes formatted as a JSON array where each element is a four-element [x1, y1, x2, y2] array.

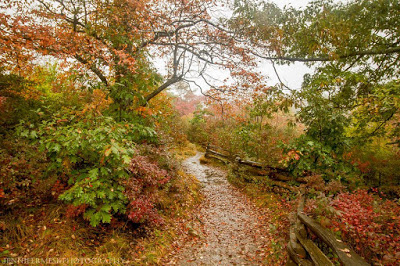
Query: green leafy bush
[[280, 135, 355, 181], [187, 109, 212, 145], [18, 114, 156, 226]]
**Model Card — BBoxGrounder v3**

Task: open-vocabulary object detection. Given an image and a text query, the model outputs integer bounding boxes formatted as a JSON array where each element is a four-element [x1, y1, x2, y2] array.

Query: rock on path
[[167, 152, 269, 265]]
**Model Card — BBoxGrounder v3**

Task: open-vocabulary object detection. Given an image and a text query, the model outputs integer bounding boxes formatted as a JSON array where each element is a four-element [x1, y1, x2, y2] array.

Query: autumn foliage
[[123, 155, 171, 225], [306, 189, 400, 264], [0, 0, 400, 263]]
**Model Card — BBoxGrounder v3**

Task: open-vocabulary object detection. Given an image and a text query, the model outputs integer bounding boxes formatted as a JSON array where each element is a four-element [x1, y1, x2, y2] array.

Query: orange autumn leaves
[[1, 0, 152, 78], [279, 149, 301, 167], [2, 0, 268, 106]]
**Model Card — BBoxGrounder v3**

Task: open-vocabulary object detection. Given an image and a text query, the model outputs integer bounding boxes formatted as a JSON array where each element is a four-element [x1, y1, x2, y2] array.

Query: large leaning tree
[[0, 0, 266, 111]]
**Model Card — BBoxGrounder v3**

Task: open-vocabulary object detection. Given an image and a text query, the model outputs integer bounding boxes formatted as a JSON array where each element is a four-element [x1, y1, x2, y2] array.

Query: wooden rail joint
[[288, 213, 369, 265]]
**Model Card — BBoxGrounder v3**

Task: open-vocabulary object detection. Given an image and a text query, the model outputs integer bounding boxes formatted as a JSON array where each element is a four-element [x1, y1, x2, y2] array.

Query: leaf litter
[[165, 152, 274, 265]]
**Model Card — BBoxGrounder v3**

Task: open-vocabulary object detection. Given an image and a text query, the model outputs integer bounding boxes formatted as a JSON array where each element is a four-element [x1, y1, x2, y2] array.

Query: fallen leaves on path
[[165, 153, 293, 265]]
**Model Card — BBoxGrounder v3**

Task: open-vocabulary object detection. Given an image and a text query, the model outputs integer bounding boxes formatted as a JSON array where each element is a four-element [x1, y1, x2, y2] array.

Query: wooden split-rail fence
[[205, 144, 301, 181], [205, 144, 306, 193], [287, 191, 369, 266], [204, 144, 370, 266]]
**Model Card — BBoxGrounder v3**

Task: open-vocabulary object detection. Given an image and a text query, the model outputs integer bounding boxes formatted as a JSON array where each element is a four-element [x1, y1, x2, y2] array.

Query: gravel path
[[166, 152, 270, 265]]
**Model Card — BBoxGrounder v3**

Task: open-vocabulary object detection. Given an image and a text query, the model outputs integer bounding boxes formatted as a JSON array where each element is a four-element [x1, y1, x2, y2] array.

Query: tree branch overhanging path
[[2, 0, 265, 108], [252, 46, 400, 63]]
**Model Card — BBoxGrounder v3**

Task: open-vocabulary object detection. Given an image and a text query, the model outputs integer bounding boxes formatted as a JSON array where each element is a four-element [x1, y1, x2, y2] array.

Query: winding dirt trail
[[167, 152, 270, 265]]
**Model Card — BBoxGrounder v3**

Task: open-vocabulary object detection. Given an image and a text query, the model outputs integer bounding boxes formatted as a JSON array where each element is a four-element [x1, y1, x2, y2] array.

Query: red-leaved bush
[[307, 189, 400, 264], [127, 196, 163, 225], [128, 155, 171, 187], [51, 179, 67, 198], [122, 155, 171, 225]]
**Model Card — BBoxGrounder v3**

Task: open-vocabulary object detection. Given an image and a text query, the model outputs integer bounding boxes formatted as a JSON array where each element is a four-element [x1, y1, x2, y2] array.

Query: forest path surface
[[166, 152, 270, 265]]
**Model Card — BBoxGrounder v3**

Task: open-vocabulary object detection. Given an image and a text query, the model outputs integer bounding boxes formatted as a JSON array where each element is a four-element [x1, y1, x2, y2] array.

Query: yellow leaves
[[80, 89, 112, 117], [309, 43, 320, 54], [136, 106, 153, 117], [62, 158, 71, 172], [104, 147, 112, 157]]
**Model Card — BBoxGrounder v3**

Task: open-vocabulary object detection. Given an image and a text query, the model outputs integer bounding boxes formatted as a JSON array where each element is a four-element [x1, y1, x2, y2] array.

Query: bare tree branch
[[252, 46, 400, 63], [75, 54, 109, 86], [144, 75, 182, 104]]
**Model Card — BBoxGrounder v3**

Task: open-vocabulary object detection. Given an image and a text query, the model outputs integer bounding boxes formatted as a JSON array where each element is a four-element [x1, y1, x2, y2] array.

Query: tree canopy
[[231, 0, 400, 147], [1, 0, 269, 108]]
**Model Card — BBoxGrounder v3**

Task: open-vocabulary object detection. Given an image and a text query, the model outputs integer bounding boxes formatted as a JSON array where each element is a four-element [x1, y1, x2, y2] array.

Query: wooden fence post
[[205, 143, 210, 158]]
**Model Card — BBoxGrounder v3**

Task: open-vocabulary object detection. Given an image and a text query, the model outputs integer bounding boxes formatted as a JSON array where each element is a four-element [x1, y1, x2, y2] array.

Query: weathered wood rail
[[205, 145, 305, 194], [287, 192, 369, 266], [205, 144, 288, 171], [204, 145, 305, 184], [205, 145, 369, 266]]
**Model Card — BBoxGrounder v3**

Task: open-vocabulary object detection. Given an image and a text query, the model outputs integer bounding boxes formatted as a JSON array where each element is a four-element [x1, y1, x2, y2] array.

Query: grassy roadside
[[0, 143, 202, 265]]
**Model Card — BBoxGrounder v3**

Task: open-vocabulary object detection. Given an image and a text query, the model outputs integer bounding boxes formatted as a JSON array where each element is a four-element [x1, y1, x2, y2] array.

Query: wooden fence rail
[[204, 144, 369, 266], [204, 145, 305, 184], [287, 192, 369, 266], [205, 144, 289, 172]]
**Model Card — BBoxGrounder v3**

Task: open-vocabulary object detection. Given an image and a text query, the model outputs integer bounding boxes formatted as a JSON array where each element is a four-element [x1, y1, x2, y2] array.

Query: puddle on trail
[[184, 153, 216, 183], [167, 152, 270, 265], [183, 153, 225, 185]]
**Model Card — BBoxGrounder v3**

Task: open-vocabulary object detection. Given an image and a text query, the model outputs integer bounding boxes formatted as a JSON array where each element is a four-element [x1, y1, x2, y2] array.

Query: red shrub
[[129, 155, 171, 187], [51, 180, 67, 198], [307, 190, 400, 264], [127, 196, 163, 225], [122, 155, 171, 226]]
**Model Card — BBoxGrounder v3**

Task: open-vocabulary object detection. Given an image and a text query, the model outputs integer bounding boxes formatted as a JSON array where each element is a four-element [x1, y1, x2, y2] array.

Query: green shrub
[[17, 114, 156, 226], [279, 135, 355, 181]]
